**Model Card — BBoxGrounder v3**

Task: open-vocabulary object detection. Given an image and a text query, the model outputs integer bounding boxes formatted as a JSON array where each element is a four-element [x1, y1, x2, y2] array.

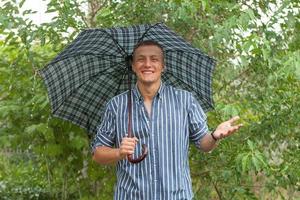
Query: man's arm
[[93, 146, 123, 165], [199, 133, 218, 152], [199, 116, 243, 152], [93, 137, 138, 165]]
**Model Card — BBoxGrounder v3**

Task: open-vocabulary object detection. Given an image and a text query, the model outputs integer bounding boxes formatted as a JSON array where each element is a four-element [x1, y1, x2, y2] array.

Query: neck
[[137, 81, 161, 101]]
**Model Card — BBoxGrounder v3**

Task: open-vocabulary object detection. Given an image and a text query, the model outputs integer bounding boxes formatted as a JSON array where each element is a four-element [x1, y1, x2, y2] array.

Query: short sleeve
[[91, 102, 116, 153], [188, 94, 209, 148]]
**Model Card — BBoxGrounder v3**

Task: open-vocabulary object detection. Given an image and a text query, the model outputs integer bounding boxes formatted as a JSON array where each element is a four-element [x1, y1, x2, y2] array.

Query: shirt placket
[[140, 97, 160, 200], [151, 97, 160, 199]]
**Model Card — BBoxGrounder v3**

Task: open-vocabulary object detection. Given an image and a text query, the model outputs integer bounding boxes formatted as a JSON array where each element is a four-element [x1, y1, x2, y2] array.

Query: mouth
[[141, 70, 154, 74]]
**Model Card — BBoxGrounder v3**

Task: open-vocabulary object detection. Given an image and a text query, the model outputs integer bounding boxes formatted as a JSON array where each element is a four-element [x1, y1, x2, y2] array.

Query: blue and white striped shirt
[[92, 83, 208, 200]]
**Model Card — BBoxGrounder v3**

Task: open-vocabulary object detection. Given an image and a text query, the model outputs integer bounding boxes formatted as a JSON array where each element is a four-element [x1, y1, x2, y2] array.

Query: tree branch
[[73, 1, 89, 28], [88, 0, 108, 27], [213, 181, 223, 200]]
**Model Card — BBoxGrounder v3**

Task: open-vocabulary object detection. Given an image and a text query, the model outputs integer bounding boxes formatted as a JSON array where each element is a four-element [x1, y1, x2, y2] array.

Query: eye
[[136, 57, 144, 62]]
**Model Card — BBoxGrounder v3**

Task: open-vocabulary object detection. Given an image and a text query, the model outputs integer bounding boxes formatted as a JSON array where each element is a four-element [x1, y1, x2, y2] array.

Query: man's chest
[[114, 100, 189, 145]]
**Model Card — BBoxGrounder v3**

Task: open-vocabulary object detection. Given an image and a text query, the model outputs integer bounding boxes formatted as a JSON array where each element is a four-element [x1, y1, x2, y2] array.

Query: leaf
[[45, 9, 57, 13], [22, 9, 37, 15], [255, 151, 268, 168], [219, 104, 240, 120], [44, 143, 63, 156], [4, 32, 15, 45], [25, 123, 53, 140], [245, 8, 255, 20], [40, 35, 46, 46], [25, 123, 47, 134], [242, 154, 249, 173], [18, 0, 26, 8], [252, 156, 261, 172], [201, 0, 207, 11], [0, 105, 21, 118], [0, 67, 11, 74], [70, 135, 86, 150], [295, 67, 300, 80], [97, 7, 111, 18], [247, 140, 255, 151], [240, 55, 249, 67]]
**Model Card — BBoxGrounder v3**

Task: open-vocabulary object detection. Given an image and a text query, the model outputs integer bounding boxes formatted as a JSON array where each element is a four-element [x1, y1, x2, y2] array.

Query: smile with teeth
[[142, 70, 154, 74]]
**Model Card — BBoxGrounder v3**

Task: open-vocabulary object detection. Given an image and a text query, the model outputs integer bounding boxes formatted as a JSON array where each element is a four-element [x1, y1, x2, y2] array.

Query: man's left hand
[[212, 116, 243, 140]]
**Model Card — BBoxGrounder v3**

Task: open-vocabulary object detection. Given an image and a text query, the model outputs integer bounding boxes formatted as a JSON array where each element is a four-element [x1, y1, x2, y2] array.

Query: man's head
[[132, 40, 165, 86], [132, 40, 164, 62]]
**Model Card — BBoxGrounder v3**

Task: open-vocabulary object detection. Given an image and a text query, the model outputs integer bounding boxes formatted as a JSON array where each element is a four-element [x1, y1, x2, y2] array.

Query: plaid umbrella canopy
[[40, 22, 216, 140]]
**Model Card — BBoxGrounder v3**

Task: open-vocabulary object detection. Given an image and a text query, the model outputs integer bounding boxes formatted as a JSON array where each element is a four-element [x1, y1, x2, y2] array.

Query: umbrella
[[40, 22, 216, 163]]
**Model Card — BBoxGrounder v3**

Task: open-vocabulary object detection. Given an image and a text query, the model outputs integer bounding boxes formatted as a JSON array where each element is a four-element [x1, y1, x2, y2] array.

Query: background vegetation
[[0, 0, 299, 199]]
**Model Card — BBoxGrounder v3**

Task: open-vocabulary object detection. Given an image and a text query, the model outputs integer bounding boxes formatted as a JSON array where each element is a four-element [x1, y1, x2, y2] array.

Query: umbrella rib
[[137, 22, 162, 44], [100, 29, 127, 56], [115, 70, 127, 97], [46, 53, 124, 67]]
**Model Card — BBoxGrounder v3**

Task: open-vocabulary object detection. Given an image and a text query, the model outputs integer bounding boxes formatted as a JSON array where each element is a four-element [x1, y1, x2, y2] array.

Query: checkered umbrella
[[40, 22, 216, 138]]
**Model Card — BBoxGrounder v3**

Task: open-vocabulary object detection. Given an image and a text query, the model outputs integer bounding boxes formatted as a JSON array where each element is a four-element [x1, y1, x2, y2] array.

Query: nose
[[144, 58, 151, 68]]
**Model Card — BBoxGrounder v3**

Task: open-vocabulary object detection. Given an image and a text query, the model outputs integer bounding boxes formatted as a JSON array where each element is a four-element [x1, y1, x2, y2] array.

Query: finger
[[232, 124, 243, 130], [120, 149, 134, 154], [126, 137, 139, 144], [123, 137, 139, 142], [125, 150, 135, 155], [121, 143, 137, 150], [227, 125, 242, 134], [123, 141, 136, 146], [228, 116, 240, 124], [121, 141, 136, 148], [122, 138, 137, 143], [121, 150, 134, 156], [122, 139, 137, 146], [121, 144, 135, 150], [120, 146, 135, 153], [122, 137, 138, 144]]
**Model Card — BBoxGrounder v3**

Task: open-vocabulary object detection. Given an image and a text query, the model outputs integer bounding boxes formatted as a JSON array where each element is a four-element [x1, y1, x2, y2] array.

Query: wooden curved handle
[[126, 56, 148, 164], [127, 144, 148, 164]]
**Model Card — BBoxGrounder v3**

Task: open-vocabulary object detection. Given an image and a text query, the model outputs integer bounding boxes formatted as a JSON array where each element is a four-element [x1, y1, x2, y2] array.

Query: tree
[[0, 0, 299, 199]]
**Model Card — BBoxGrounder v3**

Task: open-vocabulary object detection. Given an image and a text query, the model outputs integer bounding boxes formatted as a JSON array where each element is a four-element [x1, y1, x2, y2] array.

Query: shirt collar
[[133, 82, 165, 102]]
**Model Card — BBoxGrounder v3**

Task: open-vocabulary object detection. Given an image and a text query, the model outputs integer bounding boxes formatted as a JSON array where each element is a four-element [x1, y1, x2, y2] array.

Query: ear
[[131, 64, 136, 73]]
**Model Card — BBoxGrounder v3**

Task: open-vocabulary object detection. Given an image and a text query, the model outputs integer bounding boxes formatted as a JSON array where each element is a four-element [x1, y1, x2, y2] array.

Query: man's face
[[132, 45, 164, 86]]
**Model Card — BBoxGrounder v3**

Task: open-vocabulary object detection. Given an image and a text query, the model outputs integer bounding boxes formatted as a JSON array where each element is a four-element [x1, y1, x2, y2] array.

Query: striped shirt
[[92, 83, 208, 200]]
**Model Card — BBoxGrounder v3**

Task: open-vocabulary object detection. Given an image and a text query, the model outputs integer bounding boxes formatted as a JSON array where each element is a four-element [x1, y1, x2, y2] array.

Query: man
[[92, 40, 242, 199]]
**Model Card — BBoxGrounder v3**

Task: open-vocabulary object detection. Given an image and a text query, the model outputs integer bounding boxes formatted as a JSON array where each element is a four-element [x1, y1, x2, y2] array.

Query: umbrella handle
[[127, 144, 148, 164], [126, 57, 148, 164]]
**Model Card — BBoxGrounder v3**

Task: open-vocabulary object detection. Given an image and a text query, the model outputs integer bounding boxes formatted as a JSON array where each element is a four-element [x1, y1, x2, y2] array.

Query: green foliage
[[0, 0, 299, 199]]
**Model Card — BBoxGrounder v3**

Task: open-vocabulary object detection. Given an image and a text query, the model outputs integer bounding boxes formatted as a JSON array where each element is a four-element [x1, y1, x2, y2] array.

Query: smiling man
[[92, 40, 242, 199]]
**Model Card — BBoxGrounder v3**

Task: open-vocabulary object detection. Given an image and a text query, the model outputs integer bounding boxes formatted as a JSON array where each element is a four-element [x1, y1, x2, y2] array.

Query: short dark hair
[[132, 40, 164, 60]]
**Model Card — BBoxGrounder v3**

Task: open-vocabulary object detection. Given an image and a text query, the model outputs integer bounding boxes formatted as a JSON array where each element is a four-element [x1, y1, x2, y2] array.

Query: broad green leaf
[[252, 156, 261, 172], [242, 154, 249, 173], [247, 140, 255, 151], [255, 151, 268, 168], [44, 143, 63, 156]]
